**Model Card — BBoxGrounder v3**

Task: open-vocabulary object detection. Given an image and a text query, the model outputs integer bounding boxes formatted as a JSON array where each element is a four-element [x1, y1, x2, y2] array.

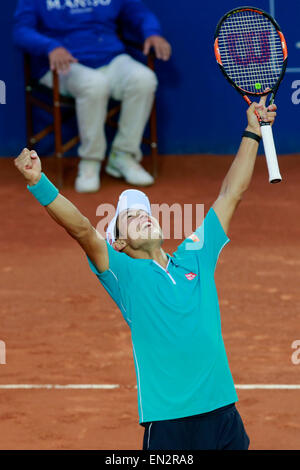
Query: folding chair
[[24, 42, 158, 188]]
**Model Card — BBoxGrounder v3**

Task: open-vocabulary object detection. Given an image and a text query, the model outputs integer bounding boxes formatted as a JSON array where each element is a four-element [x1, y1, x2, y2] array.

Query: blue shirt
[[13, 0, 161, 80], [87, 208, 238, 423]]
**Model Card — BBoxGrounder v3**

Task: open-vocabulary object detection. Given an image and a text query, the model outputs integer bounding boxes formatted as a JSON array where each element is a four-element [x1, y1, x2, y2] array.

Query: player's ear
[[113, 239, 127, 252]]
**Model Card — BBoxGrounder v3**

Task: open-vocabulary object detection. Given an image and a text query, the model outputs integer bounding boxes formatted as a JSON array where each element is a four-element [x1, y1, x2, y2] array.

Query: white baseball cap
[[106, 189, 152, 246]]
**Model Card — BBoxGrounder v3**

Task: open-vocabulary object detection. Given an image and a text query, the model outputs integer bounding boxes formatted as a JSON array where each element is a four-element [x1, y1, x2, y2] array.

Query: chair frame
[[24, 41, 158, 188]]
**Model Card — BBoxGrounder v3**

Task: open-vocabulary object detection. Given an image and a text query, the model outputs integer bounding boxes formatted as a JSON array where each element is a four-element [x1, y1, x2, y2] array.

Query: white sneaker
[[105, 150, 154, 186], [75, 160, 101, 193]]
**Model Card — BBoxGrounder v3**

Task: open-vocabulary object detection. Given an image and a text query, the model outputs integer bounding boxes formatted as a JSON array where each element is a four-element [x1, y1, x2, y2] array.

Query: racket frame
[[214, 6, 288, 100], [214, 6, 288, 184]]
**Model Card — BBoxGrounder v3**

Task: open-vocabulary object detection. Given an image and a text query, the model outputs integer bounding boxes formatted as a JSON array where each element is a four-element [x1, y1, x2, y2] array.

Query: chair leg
[[149, 100, 158, 178], [24, 55, 34, 150], [53, 72, 63, 189], [146, 52, 159, 178], [25, 92, 34, 150]]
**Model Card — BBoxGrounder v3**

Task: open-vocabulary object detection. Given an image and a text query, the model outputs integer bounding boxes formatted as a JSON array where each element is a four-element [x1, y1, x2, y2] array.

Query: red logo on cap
[[185, 272, 197, 281]]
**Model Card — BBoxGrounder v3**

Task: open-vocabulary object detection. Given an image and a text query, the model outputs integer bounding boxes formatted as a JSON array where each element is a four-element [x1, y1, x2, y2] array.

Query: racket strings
[[218, 10, 284, 94]]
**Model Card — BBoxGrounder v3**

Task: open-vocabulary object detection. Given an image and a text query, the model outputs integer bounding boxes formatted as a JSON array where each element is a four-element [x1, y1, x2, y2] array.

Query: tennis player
[[14, 95, 276, 450]]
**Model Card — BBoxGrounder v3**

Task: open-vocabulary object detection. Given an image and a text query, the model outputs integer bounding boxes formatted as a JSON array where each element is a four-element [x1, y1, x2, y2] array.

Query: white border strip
[[286, 68, 300, 73], [268, 0, 300, 74], [269, 0, 275, 18], [0, 384, 299, 390]]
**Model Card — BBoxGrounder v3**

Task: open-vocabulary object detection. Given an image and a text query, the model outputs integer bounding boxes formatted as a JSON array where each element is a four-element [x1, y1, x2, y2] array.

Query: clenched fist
[[14, 148, 42, 186]]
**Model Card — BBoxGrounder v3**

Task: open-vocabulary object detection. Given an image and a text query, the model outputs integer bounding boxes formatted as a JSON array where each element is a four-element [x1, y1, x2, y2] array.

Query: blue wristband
[[27, 173, 59, 206]]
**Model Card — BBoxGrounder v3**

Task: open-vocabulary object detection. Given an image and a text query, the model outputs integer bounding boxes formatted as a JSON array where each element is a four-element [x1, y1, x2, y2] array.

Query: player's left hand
[[246, 93, 277, 137], [143, 35, 172, 61]]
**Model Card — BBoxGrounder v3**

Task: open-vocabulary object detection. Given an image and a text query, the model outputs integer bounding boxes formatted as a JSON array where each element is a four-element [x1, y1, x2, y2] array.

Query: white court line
[[0, 384, 120, 390], [0, 384, 299, 390], [236, 384, 300, 390]]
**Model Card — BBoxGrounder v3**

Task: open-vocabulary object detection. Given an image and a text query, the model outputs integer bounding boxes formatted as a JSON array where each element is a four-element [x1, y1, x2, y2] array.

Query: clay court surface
[[0, 153, 300, 450]]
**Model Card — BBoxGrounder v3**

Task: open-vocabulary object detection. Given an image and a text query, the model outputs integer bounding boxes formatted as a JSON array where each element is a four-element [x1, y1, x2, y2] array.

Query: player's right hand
[[14, 148, 42, 186]]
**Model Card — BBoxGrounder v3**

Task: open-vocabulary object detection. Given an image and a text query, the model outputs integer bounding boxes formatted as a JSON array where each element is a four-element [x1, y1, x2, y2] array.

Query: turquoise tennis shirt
[[87, 208, 238, 423]]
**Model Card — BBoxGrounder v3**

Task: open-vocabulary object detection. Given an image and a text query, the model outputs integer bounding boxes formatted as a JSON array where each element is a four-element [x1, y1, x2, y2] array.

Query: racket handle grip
[[260, 123, 282, 184]]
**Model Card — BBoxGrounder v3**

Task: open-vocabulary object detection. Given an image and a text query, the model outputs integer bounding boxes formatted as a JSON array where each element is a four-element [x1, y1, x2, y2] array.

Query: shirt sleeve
[[13, 0, 62, 56], [119, 0, 162, 40], [174, 208, 230, 271], [86, 242, 132, 326]]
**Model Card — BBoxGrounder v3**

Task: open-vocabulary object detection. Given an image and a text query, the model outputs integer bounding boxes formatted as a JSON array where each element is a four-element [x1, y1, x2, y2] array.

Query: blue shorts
[[142, 404, 250, 450]]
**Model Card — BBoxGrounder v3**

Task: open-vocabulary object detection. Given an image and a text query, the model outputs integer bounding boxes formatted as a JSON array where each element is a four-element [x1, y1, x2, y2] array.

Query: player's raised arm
[[212, 97, 277, 235], [14, 148, 109, 272]]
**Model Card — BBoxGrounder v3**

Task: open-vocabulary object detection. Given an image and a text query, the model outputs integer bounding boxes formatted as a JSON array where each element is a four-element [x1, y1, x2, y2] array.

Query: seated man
[[13, 0, 171, 192]]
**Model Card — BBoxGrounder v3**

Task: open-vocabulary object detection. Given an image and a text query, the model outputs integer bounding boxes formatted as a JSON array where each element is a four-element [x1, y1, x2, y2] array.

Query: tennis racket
[[214, 6, 288, 183]]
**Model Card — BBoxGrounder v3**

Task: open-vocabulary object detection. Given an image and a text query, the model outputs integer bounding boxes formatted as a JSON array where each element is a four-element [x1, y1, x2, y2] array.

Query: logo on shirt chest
[[185, 272, 197, 281], [46, 0, 112, 11]]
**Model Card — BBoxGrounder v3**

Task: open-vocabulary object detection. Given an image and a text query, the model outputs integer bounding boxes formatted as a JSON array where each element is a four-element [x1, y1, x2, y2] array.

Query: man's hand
[[48, 47, 78, 75], [246, 94, 277, 137], [143, 35, 171, 61], [14, 148, 42, 186]]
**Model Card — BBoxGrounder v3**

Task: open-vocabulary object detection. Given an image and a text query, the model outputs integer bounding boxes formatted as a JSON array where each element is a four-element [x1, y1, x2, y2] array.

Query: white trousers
[[40, 54, 158, 162]]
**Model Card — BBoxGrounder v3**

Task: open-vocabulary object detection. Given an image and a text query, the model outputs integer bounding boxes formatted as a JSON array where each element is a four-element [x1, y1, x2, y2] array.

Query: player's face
[[118, 209, 162, 249]]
